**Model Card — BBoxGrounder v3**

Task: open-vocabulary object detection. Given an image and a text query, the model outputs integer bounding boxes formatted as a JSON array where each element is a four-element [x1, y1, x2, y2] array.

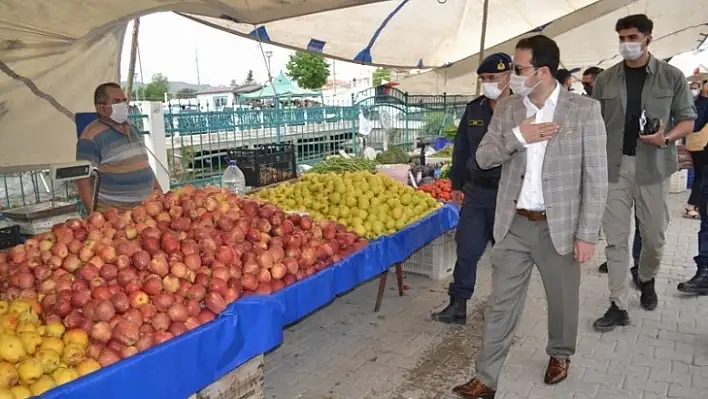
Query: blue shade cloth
[[432, 137, 450, 151], [41, 203, 459, 399], [76, 113, 99, 137]]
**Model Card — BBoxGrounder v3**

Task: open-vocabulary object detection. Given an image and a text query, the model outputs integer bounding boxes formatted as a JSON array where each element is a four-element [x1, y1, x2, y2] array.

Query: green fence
[[1, 88, 472, 209]]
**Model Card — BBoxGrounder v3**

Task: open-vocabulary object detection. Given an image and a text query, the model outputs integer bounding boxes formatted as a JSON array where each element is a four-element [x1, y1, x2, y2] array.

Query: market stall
[[0, 168, 458, 398]]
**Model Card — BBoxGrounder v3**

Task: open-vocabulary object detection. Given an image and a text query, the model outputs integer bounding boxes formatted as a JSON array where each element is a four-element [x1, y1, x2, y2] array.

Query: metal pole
[[333, 60, 337, 96], [195, 48, 201, 86], [475, 0, 491, 97], [126, 18, 141, 98]]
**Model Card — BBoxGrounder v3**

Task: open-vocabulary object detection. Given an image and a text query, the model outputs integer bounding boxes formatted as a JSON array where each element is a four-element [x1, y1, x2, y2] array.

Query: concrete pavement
[[264, 192, 708, 399]]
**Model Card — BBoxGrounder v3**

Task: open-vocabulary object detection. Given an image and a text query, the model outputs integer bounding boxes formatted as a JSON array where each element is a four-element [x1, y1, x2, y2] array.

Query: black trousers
[[448, 186, 496, 300], [689, 150, 707, 206]]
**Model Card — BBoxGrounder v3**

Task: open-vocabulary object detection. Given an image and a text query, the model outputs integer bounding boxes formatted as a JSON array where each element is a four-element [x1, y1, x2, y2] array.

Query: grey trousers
[[602, 155, 670, 310], [475, 215, 581, 388]]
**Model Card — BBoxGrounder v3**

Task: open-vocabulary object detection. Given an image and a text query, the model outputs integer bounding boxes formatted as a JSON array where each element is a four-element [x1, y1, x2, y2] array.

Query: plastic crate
[[403, 229, 456, 280], [670, 169, 688, 193], [0, 225, 23, 251], [226, 144, 297, 189], [376, 164, 410, 184]]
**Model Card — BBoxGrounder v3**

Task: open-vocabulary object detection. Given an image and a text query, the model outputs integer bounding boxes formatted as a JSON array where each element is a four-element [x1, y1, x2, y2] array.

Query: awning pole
[[126, 18, 141, 99], [475, 0, 490, 97]]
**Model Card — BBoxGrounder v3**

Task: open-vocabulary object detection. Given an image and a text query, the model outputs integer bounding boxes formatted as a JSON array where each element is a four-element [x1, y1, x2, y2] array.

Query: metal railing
[[1, 88, 470, 209]]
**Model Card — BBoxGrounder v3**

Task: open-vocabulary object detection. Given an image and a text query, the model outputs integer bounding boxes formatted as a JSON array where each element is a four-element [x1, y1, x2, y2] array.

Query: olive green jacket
[[592, 54, 697, 185]]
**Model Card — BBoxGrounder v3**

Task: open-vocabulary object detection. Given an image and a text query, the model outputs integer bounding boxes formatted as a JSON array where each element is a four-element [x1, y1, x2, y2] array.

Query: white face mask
[[110, 102, 130, 124], [691, 89, 699, 97], [482, 82, 503, 100], [619, 42, 643, 61], [509, 72, 540, 97]]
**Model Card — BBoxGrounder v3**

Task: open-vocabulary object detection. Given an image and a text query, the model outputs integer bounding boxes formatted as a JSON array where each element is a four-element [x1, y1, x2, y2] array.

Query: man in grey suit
[[591, 14, 696, 332], [452, 35, 608, 399]]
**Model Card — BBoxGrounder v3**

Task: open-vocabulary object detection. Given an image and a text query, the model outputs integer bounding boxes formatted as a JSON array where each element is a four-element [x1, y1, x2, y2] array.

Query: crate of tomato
[[418, 179, 452, 202]]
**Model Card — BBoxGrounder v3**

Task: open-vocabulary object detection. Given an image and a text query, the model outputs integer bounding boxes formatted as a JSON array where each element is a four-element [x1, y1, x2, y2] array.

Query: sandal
[[684, 206, 700, 219]]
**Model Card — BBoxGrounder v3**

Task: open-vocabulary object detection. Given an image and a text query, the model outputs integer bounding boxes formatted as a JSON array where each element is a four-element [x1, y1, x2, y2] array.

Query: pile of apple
[[0, 185, 367, 371]]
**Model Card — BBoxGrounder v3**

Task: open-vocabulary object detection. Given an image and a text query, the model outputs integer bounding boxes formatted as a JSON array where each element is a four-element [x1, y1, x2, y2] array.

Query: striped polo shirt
[[76, 119, 155, 209]]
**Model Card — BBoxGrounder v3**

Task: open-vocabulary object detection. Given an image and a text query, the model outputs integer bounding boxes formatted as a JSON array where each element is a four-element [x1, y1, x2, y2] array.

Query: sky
[[119, 13, 374, 87], [120, 12, 708, 89]]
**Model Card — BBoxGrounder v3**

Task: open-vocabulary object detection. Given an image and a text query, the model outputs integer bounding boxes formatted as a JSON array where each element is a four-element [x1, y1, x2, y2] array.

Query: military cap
[[476, 52, 512, 74]]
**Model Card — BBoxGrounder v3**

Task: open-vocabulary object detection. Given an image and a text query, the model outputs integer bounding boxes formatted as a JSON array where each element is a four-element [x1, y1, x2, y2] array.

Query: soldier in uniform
[[432, 53, 512, 324]]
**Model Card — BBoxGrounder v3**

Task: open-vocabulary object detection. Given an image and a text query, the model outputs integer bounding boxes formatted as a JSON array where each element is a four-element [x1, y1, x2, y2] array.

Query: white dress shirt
[[512, 83, 561, 211]]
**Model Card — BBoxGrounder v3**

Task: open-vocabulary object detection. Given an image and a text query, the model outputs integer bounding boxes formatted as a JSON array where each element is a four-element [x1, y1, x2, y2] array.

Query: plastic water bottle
[[222, 160, 246, 194]]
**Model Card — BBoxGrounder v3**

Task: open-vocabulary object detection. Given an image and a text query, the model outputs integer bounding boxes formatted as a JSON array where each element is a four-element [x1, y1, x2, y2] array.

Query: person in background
[[581, 67, 604, 96], [678, 80, 708, 294], [690, 81, 701, 97], [432, 53, 512, 325], [684, 80, 708, 219], [592, 14, 696, 332], [556, 68, 573, 90], [597, 223, 641, 274], [452, 35, 607, 398], [76, 82, 162, 212]]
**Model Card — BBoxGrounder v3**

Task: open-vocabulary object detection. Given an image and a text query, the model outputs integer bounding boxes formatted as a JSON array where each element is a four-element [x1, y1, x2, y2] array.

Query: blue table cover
[[42, 203, 459, 398]]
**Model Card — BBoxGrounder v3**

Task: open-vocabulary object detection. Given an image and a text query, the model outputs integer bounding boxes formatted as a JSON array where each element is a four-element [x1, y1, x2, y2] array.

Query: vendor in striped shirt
[[76, 82, 161, 212]]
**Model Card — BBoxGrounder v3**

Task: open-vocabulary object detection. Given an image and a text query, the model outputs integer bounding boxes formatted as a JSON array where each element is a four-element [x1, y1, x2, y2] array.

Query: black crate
[[0, 225, 23, 251], [226, 144, 297, 188]]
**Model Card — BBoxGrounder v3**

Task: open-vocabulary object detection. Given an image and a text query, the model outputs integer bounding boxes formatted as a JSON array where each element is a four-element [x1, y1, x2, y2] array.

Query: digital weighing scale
[[2, 161, 101, 234]]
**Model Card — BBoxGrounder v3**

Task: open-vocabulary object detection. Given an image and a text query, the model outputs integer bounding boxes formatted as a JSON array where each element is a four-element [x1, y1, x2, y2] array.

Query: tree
[[177, 88, 197, 98], [372, 67, 392, 86], [285, 52, 330, 90], [243, 70, 255, 85], [143, 73, 170, 101]]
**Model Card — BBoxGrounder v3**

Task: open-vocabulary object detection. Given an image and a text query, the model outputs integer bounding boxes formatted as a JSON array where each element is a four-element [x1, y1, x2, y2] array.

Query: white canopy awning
[[0, 0, 385, 171], [397, 0, 708, 95], [184, 0, 602, 69]]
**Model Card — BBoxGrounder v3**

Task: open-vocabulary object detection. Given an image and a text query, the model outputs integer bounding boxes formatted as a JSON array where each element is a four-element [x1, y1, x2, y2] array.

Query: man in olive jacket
[[592, 14, 697, 332]]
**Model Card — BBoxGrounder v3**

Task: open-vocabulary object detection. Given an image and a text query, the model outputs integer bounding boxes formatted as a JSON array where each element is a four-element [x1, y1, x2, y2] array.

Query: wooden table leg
[[374, 271, 388, 312], [394, 263, 404, 296]]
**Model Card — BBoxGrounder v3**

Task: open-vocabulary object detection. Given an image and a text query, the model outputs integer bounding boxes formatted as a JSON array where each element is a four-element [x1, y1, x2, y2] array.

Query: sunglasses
[[510, 63, 543, 76]]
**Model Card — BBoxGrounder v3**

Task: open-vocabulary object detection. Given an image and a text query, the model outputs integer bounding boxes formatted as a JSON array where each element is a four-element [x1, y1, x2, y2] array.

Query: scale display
[[55, 165, 91, 180], [50, 161, 94, 183]]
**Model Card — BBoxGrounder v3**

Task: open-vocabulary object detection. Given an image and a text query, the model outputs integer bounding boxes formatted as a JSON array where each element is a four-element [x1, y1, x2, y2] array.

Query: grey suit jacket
[[475, 89, 608, 255]]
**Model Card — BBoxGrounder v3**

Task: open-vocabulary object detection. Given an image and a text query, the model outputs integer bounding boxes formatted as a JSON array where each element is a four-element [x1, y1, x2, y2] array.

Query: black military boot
[[432, 296, 467, 325], [592, 302, 630, 332], [598, 262, 608, 273], [639, 278, 658, 310], [677, 266, 708, 294]]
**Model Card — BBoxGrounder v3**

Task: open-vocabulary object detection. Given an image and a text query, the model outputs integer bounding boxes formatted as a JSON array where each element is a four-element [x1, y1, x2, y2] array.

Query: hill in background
[[120, 81, 213, 92]]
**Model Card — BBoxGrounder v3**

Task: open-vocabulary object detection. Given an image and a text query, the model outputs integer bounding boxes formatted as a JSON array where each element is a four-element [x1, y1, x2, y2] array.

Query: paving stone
[[264, 193, 708, 398]]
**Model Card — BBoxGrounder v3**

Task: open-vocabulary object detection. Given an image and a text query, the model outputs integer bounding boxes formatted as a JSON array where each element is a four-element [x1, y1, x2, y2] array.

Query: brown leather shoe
[[452, 378, 496, 398], [544, 357, 570, 385]]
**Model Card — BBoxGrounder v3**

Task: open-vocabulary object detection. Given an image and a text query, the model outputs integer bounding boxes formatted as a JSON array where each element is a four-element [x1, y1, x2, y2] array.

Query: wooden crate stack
[[188, 354, 264, 399]]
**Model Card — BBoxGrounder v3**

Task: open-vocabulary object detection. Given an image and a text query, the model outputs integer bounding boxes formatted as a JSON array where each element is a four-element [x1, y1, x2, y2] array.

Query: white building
[[320, 75, 373, 105], [195, 87, 236, 111]]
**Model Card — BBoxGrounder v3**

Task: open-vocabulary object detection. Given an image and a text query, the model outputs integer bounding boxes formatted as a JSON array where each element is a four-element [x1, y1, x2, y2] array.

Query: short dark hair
[[615, 14, 653, 35], [94, 82, 122, 104], [556, 69, 571, 85], [515, 35, 560, 75], [583, 67, 604, 77]]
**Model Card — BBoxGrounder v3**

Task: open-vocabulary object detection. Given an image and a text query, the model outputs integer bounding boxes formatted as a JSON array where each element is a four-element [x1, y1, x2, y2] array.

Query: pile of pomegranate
[[0, 185, 367, 367]]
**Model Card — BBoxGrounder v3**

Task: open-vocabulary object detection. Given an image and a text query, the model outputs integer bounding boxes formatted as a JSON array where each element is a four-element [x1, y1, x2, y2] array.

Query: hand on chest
[[515, 100, 581, 157]]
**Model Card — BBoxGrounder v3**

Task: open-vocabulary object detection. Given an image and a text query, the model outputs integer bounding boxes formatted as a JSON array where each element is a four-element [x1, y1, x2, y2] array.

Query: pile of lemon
[[255, 171, 441, 239], [0, 299, 100, 398]]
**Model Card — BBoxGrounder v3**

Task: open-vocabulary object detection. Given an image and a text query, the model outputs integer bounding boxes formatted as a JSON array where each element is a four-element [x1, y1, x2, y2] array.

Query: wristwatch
[[659, 137, 670, 149]]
